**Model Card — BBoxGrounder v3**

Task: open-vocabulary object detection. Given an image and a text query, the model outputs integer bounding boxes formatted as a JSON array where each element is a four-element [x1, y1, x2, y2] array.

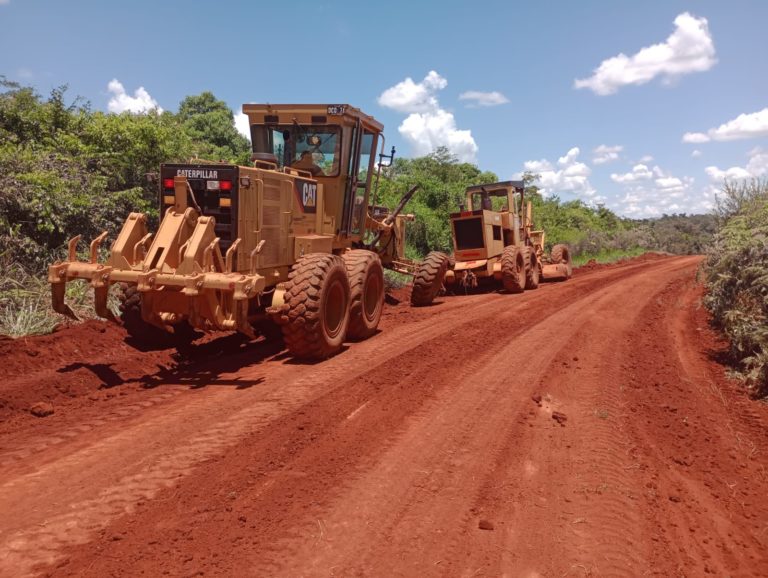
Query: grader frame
[[49, 104, 416, 358]]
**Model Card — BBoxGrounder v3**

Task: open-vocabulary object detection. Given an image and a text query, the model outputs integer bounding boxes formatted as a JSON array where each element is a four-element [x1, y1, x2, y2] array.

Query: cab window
[[251, 125, 341, 177]]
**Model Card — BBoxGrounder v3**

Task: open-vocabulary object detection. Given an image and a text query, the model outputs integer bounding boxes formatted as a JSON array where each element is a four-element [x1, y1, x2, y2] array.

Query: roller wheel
[[410, 251, 449, 307], [343, 249, 384, 341], [523, 246, 540, 290], [118, 284, 197, 346], [275, 253, 350, 359], [551, 244, 573, 279], [500, 245, 526, 293]]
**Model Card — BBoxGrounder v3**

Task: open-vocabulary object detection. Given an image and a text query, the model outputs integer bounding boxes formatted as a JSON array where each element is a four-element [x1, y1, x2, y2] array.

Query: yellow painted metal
[[48, 104, 418, 339]]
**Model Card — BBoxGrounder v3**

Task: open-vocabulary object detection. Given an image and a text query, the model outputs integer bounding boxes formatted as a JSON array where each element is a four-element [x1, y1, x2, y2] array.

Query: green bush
[[704, 179, 768, 397]]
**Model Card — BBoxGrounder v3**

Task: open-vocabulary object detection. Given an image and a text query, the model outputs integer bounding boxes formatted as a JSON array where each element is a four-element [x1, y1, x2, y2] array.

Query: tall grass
[[704, 179, 768, 398], [0, 260, 120, 337]]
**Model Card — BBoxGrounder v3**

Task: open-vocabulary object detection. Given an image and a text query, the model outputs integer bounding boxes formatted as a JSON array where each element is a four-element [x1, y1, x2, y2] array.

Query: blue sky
[[2, 0, 767, 217]]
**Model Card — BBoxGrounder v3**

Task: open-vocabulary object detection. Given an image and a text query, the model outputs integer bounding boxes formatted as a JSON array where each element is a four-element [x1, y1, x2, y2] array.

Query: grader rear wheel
[[551, 244, 573, 279], [411, 251, 449, 307], [522, 246, 540, 290], [343, 249, 384, 341], [276, 253, 351, 359], [501, 246, 526, 293]]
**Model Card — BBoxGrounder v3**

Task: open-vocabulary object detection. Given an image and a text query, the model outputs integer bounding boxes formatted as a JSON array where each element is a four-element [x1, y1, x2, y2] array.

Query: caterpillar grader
[[410, 180, 572, 306], [49, 104, 419, 359]]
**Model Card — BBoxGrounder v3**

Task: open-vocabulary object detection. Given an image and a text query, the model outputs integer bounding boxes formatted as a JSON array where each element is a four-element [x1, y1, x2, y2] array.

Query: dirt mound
[[0, 321, 181, 424]]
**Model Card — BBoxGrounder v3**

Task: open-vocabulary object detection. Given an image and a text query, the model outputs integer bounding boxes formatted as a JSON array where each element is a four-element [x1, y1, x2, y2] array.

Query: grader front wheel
[[343, 250, 384, 341], [277, 253, 351, 359], [522, 246, 540, 290], [551, 244, 573, 279], [411, 251, 449, 307], [501, 246, 526, 293]]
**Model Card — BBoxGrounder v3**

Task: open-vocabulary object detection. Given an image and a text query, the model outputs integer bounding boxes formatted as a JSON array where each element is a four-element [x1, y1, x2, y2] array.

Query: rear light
[[219, 180, 233, 191], [163, 178, 175, 189]]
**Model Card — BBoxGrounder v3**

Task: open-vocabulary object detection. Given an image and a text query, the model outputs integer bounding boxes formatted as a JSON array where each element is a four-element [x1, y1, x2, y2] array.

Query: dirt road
[[1, 255, 766, 577]]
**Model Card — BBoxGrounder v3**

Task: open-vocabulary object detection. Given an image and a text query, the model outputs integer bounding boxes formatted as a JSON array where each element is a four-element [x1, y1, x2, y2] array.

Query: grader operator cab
[[410, 180, 572, 306], [49, 104, 418, 359]]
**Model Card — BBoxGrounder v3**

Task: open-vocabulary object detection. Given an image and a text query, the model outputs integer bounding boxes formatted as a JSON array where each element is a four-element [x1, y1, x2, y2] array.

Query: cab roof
[[241, 103, 384, 132], [465, 180, 524, 195]]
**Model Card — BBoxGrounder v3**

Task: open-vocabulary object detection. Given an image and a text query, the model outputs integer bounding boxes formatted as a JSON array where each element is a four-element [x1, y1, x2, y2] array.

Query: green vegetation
[[0, 79, 717, 337], [375, 149, 715, 261], [704, 179, 768, 397], [0, 77, 250, 336]]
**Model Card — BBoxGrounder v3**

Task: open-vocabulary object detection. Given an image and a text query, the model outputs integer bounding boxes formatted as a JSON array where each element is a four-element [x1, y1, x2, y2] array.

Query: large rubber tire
[[523, 246, 540, 290], [501, 246, 526, 293], [410, 251, 449, 307], [118, 284, 197, 346], [343, 249, 384, 341], [551, 244, 573, 279], [277, 253, 351, 359]]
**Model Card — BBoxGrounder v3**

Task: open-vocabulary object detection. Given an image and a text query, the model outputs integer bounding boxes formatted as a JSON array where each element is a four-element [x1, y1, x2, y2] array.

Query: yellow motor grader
[[410, 180, 572, 306], [49, 104, 418, 359]]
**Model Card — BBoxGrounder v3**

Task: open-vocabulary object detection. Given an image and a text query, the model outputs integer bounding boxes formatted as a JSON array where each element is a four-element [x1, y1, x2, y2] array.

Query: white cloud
[[520, 147, 598, 200], [378, 71, 478, 163], [611, 163, 654, 183], [705, 148, 768, 182], [691, 149, 702, 158], [682, 107, 768, 143], [614, 166, 705, 217], [458, 90, 509, 107], [107, 79, 162, 114], [639, 155, 654, 163], [574, 13, 716, 95], [593, 144, 623, 165], [681, 132, 709, 143], [234, 112, 251, 140], [377, 70, 446, 113]]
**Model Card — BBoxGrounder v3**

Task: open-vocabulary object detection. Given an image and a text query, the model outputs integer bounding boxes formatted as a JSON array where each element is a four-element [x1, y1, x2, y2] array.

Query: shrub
[[704, 179, 768, 397]]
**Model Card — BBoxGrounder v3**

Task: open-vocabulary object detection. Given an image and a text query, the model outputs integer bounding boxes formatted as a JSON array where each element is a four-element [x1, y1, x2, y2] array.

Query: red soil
[[0, 254, 765, 577]]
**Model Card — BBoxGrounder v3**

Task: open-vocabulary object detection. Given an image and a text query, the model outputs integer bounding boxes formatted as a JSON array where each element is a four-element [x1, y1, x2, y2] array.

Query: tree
[[177, 92, 250, 164]]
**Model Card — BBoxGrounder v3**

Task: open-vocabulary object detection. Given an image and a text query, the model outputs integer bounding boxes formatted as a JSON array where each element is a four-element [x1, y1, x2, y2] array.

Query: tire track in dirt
[[0, 258, 658, 476], [35, 257, 704, 577], [262, 257, 699, 577], [0, 261, 664, 576]]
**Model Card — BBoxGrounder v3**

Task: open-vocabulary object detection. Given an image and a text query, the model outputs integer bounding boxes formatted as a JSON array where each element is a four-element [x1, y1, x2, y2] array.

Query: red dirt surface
[[0, 255, 766, 577]]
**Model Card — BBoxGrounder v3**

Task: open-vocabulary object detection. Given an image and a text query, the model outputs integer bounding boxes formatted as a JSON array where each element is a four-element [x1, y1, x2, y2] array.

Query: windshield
[[251, 124, 341, 177]]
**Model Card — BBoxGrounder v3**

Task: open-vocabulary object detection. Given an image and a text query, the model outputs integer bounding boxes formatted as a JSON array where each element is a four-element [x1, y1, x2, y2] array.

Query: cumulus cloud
[[611, 163, 654, 184], [521, 147, 599, 200], [611, 163, 712, 217], [682, 107, 768, 143], [107, 79, 162, 113], [593, 144, 623, 165], [705, 148, 768, 182], [234, 112, 251, 140], [458, 91, 509, 107], [574, 13, 716, 95], [682, 132, 710, 144], [639, 155, 654, 163], [378, 71, 446, 113], [691, 149, 702, 158], [378, 71, 478, 163]]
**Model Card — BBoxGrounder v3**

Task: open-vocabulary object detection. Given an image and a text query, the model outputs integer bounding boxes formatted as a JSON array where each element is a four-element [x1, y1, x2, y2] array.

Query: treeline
[[704, 179, 768, 397], [0, 77, 250, 272], [376, 148, 716, 261]]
